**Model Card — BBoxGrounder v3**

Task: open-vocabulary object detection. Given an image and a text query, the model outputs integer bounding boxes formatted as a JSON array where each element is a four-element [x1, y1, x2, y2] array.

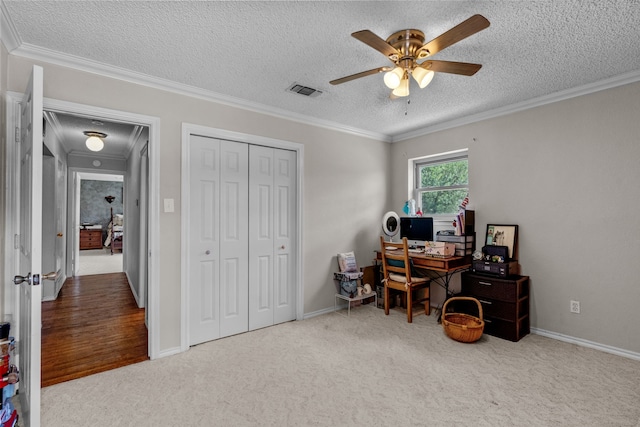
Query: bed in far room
[[104, 208, 123, 255]]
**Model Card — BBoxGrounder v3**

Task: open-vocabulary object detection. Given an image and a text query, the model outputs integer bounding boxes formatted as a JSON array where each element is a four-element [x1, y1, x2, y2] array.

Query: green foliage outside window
[[418, 159, 468, 215]]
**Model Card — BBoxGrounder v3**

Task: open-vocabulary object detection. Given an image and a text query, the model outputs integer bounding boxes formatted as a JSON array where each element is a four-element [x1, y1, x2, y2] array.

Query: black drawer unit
[[461, 271, 530, 342]]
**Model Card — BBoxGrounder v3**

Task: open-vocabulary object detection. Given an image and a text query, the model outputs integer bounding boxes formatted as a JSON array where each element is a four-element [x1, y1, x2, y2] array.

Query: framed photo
[[485, 224, 518, 260]]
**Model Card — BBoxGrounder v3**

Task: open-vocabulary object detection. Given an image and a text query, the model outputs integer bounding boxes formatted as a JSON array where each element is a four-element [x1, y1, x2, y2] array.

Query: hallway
[[41, 272, 148, 387]]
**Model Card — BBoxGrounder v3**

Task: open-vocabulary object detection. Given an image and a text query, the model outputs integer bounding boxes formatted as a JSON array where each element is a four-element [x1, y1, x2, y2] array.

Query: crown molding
[[9, 42, 391, 143], [0, 1, 21, 52], [393, 68, 640, 142]]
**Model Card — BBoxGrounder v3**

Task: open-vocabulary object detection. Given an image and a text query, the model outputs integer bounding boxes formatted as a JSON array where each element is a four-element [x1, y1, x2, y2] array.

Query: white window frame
[[411, 149, 468, 219]]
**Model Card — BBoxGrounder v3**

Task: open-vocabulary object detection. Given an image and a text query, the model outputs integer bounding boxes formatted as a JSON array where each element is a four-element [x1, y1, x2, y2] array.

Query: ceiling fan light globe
[[383, 67, 404, 89], [86, 136, 104, 152], [412, 68, 435, 89], [391, 77, 410, 97]]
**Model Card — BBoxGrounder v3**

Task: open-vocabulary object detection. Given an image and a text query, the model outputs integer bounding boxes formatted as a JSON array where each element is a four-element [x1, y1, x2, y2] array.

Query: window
[[413, 152, 468, 216]]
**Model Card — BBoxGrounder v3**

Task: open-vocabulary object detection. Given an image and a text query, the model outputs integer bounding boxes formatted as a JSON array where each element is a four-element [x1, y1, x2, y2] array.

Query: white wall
[[6, 56, 390, 352], [391, 82, 640, 354]]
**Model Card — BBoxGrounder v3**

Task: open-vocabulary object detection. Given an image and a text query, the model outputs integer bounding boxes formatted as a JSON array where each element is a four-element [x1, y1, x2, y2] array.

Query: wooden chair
[[379, 236, 431, 323]]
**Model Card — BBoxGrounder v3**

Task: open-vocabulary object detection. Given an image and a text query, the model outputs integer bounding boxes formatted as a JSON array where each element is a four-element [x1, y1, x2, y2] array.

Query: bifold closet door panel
[[248, 145, 275, 331], [188, 135, 222, 345], [272, 148, 297, 326], [218, 141, 249, 339], [248, 146, 297, 331]]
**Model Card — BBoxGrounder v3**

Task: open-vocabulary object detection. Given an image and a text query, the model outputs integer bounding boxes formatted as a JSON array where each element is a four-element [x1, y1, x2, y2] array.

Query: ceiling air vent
[[287, 83, 322, 98]]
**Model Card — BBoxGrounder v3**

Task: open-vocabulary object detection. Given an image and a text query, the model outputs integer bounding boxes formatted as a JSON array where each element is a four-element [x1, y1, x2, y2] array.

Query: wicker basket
[[442, 296, 484, 343]]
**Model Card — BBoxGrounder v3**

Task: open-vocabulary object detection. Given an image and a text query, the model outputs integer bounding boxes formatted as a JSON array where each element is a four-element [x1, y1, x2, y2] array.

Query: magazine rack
[[333, 252, 376, 316]]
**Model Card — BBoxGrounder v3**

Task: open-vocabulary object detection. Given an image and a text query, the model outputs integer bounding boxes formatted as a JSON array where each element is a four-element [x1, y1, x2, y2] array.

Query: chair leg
[[407, 288, 413, 323], [425, 287, 431, 316], [384, 284, 390, 316]]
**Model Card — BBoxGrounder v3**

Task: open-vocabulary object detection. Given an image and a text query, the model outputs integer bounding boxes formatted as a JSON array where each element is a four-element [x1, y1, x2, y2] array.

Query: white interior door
[[248, 146, 274, 330], [72, 172, 80, 276], [188, 136, 222, 345], [15, 65, 44, 427], [272, 149, 297, 325], [139, 145, 149, 320], [54, 158, 65, 295], [248, 146, 297, 330], [189, 136, 249, 344], [219, 140, 249, 338]]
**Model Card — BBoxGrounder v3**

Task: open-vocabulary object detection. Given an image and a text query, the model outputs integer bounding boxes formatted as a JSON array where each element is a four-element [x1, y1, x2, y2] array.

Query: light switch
[[164, 198, 175, 213]]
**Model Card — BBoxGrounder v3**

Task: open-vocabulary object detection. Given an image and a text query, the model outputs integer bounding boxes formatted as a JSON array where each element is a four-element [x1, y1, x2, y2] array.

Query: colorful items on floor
[[0, 323, 18, 427]]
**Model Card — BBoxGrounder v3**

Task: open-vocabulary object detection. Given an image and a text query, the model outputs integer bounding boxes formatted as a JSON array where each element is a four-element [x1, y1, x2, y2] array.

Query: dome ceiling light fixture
[[330, 14, 490, 98], [84, 131, 107, 152]]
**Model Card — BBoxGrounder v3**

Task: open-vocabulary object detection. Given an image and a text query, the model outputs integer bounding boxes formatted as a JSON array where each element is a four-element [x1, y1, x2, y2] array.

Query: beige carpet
[[77, 248, 122, 275], [41, 306, 640, 426]]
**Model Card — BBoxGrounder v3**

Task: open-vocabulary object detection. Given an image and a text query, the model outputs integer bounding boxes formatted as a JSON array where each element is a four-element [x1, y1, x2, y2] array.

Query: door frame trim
[[180, 123, 304, 352], [4, 93, 162, 360]]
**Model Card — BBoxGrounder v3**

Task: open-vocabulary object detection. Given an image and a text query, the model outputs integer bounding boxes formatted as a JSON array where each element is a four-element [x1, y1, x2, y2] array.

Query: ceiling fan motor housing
[[386, 29, 428, 63]]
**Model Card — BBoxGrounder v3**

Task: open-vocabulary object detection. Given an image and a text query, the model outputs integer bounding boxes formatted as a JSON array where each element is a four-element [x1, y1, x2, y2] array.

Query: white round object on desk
[[382, 211, 400, 239]]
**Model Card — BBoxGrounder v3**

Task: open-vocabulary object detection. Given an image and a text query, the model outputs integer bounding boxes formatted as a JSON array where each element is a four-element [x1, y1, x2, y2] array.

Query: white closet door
[[188, 137, 250, 344], [272, 149, 297, 325], [248, 146, 297, 330], [219, 140, 249, 338], [189, 135, 222, 345], [189, 136, 296, 344]]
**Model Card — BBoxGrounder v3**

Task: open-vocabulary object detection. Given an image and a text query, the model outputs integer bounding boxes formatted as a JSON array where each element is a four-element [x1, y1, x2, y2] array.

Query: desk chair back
[[379, 236, 431, 322], [379, 236, 415, 286]]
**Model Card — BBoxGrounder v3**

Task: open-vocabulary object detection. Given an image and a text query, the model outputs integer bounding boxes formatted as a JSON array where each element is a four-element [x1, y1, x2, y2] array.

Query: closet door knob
[[205, 250, 211, 255], [280, 245, 285, 250]]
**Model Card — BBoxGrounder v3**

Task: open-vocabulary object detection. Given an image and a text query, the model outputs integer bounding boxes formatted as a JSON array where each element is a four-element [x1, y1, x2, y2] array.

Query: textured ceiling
[[4, 1, 640, 143], [43, 111, 146, 159]]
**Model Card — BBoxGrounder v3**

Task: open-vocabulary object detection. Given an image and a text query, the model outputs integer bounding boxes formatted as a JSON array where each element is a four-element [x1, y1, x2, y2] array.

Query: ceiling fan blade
[[420, 14, 490, 57], [351, 30, 399, 59], [419, 60, 482, 76], [330, 67, 391, 85]]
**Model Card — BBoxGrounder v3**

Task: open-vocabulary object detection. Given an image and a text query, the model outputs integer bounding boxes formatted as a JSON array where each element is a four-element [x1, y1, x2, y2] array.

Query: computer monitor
[[400, 217, 434, 247]]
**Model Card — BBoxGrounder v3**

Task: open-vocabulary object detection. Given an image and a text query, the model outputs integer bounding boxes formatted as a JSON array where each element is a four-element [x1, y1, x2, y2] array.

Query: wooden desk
[[376, 252, 472, 319]]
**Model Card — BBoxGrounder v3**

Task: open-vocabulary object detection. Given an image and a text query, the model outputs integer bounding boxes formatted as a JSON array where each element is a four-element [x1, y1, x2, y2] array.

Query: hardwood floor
[[41, 273, 148, 387]]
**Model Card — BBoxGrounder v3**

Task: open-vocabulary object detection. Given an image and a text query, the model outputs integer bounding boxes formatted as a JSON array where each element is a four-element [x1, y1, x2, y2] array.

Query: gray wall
[[6, 55, 389, 352], [80, 180, 123, 239], [390, 81, 640, 354], [124, 128, 149, 306], [6, 52, 638, 357]]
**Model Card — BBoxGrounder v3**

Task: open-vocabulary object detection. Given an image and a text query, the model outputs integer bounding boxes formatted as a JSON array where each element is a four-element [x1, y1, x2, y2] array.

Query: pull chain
[[405, 98, 411, 116]]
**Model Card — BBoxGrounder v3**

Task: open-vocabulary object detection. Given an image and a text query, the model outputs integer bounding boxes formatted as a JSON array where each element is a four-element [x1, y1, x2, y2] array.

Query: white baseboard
[[303, 306, 336, 319], [125, 271, 142, 307], [156, 346, 182, 359], [532, 327, 640, 361]]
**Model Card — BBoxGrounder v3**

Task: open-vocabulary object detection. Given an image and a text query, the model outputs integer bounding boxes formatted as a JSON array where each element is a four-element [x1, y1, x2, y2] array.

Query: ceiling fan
[[330, 14, 490, 98]]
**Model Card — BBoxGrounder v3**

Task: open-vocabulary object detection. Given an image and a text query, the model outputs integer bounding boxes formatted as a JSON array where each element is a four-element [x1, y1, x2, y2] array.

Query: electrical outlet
[[570, 300, 580, 314]]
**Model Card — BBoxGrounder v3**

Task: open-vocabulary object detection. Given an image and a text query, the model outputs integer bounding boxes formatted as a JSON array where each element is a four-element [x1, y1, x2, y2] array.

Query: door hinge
[[14, 234, 19, 250], [15, 127, 20, 144]]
